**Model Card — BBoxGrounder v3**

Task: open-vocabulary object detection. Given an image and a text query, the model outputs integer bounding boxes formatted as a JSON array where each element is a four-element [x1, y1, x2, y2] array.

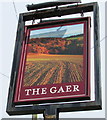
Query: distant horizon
[[30, 32, 84, 39], [27, 53, 83, 56]]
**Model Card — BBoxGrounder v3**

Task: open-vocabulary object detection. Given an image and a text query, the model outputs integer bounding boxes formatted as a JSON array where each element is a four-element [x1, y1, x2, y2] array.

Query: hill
[[27, 34, 84, 55]]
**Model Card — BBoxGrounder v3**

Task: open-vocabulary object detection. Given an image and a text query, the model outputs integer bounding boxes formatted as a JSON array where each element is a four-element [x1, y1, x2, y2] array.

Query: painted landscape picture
[[23, 23, 84, 87]]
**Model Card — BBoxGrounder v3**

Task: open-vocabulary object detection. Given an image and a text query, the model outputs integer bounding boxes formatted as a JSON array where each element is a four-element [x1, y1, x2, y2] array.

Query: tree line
[[27, 35, 83, 55]]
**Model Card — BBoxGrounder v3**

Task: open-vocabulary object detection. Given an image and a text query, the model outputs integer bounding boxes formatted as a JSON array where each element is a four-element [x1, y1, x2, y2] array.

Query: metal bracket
[[32, 17, 35, 25], [81, 10, 84, 17], [26, 1, 81, 23], [40, 19, 43, 23]]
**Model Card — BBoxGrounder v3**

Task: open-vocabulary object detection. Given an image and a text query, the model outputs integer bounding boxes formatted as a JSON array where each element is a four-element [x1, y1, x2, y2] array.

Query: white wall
[[0, 0, 106, 119]]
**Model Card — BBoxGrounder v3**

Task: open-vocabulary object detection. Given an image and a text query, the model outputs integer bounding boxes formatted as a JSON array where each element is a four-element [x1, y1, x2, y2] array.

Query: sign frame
[[6, 2, 102, 117], [14, 17, 90, 105]]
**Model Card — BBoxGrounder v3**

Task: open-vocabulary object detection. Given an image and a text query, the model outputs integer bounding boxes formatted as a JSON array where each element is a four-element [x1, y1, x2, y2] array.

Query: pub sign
[[6, 2, 101, 116], [14, 17, 90, 104]]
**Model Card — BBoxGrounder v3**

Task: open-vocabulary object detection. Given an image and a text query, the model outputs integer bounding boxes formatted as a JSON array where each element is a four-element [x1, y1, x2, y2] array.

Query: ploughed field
[[23, 54, 83, 86]]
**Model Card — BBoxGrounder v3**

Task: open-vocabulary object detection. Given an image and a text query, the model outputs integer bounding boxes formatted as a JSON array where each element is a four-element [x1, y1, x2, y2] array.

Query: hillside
[[27, 34, 84, 55]]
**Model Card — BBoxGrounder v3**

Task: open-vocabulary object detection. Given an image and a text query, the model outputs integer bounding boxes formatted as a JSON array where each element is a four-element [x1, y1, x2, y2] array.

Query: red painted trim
[[87, 17, 91, 97]]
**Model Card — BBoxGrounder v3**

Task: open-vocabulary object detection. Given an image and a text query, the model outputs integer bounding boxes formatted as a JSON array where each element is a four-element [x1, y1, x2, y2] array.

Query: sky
[[30, 23, 84, 38], [0, 0, 106, 119]]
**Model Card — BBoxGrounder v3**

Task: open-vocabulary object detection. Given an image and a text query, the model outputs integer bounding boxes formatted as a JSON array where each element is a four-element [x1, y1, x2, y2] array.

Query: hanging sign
[[14, 17, 90, 104]]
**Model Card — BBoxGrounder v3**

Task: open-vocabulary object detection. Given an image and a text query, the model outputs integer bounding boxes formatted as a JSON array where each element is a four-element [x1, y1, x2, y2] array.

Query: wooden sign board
[[14, 17, 90, 104]]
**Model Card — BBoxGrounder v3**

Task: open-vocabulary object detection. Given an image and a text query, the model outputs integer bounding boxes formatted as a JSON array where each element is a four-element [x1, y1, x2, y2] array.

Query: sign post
[[44, 105, 58, 120], [32, 114, 37, 120], [6, 2, 101, 120]]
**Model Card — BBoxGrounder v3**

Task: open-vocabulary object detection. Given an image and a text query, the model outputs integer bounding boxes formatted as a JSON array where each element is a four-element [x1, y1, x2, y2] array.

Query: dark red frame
[[14, 17, 91, 104]]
